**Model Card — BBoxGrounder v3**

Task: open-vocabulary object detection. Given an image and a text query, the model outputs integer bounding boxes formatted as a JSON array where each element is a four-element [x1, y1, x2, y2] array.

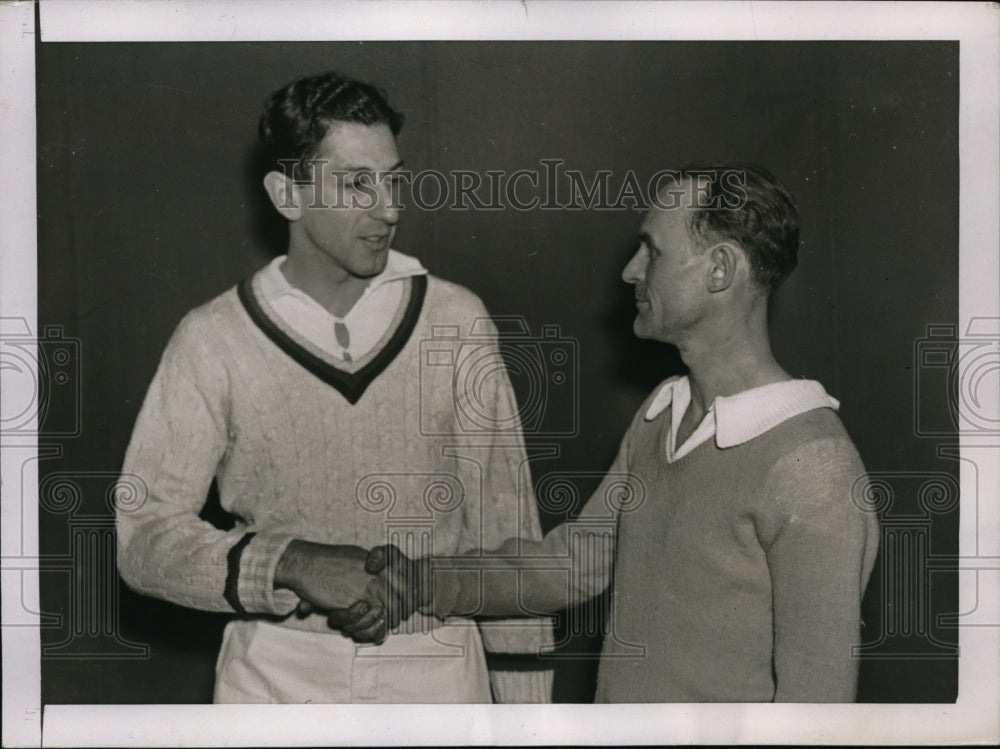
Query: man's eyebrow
[[638, 231, 659, 251], [339, 160, 406, 172]]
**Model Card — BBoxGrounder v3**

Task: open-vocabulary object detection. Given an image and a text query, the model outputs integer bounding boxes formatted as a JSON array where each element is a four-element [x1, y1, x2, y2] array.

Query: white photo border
[[2, 1, 997, 746]]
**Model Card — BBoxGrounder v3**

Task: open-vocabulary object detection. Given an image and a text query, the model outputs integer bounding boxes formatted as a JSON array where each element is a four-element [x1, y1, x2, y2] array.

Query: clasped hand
[[279, 541, 433, 644]]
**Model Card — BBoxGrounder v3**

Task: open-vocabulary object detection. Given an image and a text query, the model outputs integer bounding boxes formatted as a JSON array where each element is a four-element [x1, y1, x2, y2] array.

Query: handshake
[[275, 540, 454, 645]]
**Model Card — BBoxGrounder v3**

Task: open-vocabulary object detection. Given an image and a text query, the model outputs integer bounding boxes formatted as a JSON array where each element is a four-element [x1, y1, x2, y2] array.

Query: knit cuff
[[489, 667, 553, 704], [478, 616, 555, 654], [229, 532, 300, 616]]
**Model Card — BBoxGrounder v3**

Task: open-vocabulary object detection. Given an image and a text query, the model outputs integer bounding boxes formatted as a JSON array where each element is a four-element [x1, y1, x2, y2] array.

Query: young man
[[413, 164, 880, 702], [116, 71, 552, 703]]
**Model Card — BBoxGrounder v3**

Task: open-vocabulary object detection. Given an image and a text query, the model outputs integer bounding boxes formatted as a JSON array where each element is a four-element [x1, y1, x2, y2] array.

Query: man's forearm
[[429, 561, 574, 618], [425, 524, 612, 618]]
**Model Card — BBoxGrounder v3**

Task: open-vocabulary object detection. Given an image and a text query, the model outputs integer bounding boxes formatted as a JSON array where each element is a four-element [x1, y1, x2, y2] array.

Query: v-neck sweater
[[118, 271, 551, 662], [594, 403, 880, 702]]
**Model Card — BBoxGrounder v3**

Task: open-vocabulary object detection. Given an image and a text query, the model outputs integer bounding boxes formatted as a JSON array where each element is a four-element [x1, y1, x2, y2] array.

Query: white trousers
[[213, 618, 492, 703]]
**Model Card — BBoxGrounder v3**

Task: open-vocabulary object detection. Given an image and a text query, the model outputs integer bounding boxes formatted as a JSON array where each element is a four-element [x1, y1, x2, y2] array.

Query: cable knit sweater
[[117, 270, 552, 702]]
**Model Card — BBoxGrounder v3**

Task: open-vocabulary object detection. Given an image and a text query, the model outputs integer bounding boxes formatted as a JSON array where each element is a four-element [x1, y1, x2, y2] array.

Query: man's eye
[[351, 173, 375, 189]]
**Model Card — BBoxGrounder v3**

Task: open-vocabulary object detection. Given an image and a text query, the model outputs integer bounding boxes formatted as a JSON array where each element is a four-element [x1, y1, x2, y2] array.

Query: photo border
[[2, 1, 997, 745]]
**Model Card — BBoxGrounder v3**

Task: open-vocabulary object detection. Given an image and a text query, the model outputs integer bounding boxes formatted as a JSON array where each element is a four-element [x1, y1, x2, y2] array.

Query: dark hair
[[680, 162, 799, 295], [258, 71, 404, 180]]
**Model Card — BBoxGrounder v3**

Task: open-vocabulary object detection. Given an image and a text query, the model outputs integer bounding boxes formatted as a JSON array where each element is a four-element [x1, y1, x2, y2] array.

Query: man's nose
[[622, 250, 645, 284], [371, 180, 400, 224]]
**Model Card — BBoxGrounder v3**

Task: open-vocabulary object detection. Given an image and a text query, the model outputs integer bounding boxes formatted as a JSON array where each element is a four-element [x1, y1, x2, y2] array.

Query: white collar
[[258, 249, 426, 303], [644, 375, 840, 448]]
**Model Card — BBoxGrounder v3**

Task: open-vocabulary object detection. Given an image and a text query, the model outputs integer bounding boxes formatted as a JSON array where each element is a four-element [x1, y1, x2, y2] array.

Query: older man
[[116, 71, 552, 704], [411, 163, 879, 702]]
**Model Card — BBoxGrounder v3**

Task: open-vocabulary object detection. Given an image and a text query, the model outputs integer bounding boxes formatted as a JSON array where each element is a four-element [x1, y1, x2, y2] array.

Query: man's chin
[[355, 256, 389, 279], [633, 321, 671, 345]]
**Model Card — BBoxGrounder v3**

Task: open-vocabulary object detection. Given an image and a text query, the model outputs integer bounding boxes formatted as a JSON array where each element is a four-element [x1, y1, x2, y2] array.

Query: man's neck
[[675, 313, 790, 420], [281, 248, 374, 318]]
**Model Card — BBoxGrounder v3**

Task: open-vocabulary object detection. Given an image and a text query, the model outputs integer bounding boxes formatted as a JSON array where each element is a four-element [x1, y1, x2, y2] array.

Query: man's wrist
[[273, 540, 366, 589], [273, 538, 307, 592], [227, 532, 300, 616], [429, 568, 478, 618]]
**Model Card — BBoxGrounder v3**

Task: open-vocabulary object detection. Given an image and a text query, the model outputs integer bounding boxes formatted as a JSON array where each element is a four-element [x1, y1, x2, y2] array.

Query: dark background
[[35, 41, 959, 703]]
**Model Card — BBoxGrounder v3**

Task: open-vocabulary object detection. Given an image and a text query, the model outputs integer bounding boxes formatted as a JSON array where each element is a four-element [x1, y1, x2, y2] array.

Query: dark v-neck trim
[[237, 273, 427, 405]]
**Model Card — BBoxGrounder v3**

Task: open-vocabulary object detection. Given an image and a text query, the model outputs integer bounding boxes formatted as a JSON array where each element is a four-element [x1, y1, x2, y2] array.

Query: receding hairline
[[646, 178, 724, 251]]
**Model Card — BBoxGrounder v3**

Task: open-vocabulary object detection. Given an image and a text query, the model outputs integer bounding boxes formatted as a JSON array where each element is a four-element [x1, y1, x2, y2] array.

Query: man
[[409, 164, 880, 702], [116, 71, 552, 703]]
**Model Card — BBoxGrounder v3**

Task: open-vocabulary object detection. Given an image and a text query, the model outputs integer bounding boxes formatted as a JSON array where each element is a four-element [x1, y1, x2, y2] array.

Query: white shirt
[[257, 249, 427, 361], [644, 376, 841, 462]]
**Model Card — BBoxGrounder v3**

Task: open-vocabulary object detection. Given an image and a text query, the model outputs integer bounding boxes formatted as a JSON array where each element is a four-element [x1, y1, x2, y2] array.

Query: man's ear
[[263, 171, 302, 221], [706, 243, 739, 293]]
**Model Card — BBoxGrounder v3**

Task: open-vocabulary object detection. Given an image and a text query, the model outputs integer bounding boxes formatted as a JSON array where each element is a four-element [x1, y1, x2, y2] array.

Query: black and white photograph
[[1, 1, 998, 745]]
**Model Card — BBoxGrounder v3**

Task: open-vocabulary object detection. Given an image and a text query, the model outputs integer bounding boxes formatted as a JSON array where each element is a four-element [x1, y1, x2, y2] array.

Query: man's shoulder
[[768, 406, 854, 449], [423, 273, 490, 315], [612, 377, 685, 454], [760, 408, 866, 491], [163, 285, 247, 355], [176, 285, 244, 330], [624, 376, 685, 431]]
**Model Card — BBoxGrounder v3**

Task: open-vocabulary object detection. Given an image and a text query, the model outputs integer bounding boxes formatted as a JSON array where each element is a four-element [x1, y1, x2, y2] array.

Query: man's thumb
[[365, 544, 389, 574]]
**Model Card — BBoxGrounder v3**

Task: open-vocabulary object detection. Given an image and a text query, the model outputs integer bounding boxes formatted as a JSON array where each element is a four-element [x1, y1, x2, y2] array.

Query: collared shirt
[[257, 249, 427, 361], [519, 373, 846, 609], [644, 376, 841, 462]]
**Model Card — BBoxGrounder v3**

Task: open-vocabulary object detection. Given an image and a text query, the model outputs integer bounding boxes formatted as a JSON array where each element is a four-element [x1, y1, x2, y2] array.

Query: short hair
[[679, 162, 799, 295], [258, 71, 404, 180]]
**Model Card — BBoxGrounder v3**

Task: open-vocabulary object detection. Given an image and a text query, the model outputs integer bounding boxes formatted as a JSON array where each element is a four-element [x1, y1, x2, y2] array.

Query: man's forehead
[[641, 201, 695, 235], [653, 174, 701, 204], [312, 121, 400, 168]]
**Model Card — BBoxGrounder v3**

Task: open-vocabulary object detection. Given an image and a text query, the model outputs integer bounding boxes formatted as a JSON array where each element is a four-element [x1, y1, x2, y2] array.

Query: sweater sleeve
[[115, 310, 300, 616], [763, 437, 879, 702]]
